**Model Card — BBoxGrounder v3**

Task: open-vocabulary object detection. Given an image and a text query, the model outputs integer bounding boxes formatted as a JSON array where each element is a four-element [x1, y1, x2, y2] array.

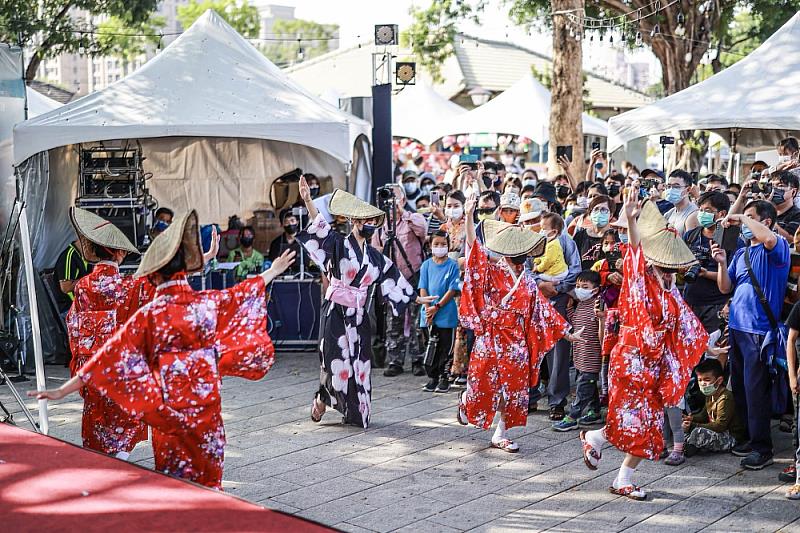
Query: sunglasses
[[476, 208, 495, 215]]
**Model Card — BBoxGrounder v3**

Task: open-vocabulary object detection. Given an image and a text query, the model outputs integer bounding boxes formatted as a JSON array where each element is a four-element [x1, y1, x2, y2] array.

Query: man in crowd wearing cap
[[34, 211, 296, 490], [527, 183, 583, 420], [712, 200, 791, 470], [65, 208, 154, 460], [401, 170, 422, 211], [498, 192, 521, 224], [374, 184, 429, 378]]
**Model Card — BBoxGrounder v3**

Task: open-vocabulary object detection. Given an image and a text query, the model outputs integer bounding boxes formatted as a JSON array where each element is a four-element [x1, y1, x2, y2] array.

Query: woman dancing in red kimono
[[580, 187, 707, 500], [66, 208, 155, 459], [457, 197, 579, 452], [33, 210, 295, 490]]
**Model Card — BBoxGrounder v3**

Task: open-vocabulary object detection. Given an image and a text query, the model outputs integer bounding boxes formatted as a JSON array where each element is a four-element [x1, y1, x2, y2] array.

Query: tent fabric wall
[[35, 136, 348, 271]]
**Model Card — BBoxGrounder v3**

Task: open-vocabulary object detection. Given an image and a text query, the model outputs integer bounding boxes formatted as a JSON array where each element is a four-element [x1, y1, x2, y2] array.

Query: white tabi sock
[[614, 464, 636, 489], [115, 451, 130, 461], [585, 428, 607, 450], [492, 416, 507, 443]]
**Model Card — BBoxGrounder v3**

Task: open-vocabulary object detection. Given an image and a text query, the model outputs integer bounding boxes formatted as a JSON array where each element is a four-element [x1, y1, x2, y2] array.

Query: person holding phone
[[586, 149, 610, 182]]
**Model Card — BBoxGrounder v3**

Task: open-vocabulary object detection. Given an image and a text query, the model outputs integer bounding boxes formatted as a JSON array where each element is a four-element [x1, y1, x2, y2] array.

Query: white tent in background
[[436, 73, 608, 145], [609, 12, 800, 153], [392, 82, 466, 145]]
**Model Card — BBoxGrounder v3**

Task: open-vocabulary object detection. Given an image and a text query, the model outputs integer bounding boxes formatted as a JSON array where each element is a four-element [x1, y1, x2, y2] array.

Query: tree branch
[[25, 3, 75, 81]]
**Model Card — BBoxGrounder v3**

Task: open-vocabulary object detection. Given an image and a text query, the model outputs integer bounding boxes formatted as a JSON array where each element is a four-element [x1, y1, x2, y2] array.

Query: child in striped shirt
[[553, 270, 604, 431]]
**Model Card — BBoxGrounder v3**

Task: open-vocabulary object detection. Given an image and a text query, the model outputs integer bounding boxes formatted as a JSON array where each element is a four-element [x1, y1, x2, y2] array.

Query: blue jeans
[[567, 371, 599, 419], [730, 328, 773, 456]]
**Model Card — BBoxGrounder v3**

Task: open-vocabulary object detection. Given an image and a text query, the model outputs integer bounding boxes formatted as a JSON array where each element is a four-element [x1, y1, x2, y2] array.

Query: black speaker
[[267, 279, 321, 344]]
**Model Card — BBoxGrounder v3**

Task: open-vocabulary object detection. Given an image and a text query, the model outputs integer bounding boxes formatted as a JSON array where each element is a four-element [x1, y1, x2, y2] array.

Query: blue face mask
[[154, 219, 170, 232], [665, 187, 683, 204], [595, 162, 604, 170], [741, 225, 754, 241], [619, 232, 629, 244], [590, 210, 610, 228], [697, 211, 716, 228]]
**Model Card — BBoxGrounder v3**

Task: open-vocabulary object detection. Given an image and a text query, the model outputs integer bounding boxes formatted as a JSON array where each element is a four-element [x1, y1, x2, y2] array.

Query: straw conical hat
[[638, 201, 697, 268], [483, 219, 546, 258], [70, 207, 139, 262], [135, 210, 204, 277], [328, 189, 385, 222]]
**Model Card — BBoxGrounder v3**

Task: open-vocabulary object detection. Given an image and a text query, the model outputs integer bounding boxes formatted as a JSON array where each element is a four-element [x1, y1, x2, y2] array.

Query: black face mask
[[240, 236, 255, 247], [309, 186, 320, 198], [510, 254, 528, 265], [359, 224, 377, 239], [284, 224, 299, 235], [608, 185, 621, 198], [771, 188, 787, 205], [556, 185, 571, 199]]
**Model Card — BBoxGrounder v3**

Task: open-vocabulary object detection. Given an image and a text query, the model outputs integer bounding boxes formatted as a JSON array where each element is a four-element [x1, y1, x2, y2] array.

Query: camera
[[683, 263, 702, 283], [660, 136, 675, 145], [684, 242, 710, 283], [376, 185, 395, 208]]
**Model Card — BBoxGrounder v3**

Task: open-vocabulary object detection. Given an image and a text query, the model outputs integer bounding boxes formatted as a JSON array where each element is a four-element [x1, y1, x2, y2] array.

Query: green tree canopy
[[260, 19, 339, 67], [0, 0, 163, 81], [176, 0, 260, 38]]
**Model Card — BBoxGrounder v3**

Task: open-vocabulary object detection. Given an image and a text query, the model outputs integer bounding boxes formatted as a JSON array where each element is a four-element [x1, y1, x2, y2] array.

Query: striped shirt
[[569, 295, 602, 373]]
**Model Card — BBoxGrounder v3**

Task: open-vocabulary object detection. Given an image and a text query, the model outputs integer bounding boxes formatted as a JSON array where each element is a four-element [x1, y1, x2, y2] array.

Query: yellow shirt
[[533, 238, 568, 277]]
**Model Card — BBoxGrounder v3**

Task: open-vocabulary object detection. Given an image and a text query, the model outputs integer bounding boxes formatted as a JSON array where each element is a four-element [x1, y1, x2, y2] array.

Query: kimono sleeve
[[618, 244, 659, 353], [377, 253, 415, 317], [77, 309, 187, 434], [525, 279, 570, 386], [458, 241, 490, 335], [296, 213, 342, 272], [212, 276, 275, 380]]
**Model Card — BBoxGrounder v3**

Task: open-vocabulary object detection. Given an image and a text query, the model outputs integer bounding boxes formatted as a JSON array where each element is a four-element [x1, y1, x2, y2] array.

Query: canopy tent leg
[[727, 128, 740, 183], [18, 205, 48, 435]]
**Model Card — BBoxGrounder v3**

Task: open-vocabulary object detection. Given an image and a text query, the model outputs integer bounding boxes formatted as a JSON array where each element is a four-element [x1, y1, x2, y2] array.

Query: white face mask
[[523, 179, 536, 188], [431, 246, 449, 258], [445, 206, 464, 220], [577, 196, 589, 209], [574, 287, 596, 301], [779, 155, 792, 163]]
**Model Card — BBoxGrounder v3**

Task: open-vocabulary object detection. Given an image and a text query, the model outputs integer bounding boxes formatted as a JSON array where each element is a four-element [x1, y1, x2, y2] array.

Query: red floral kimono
[[67, 261, 154, 455], [459, 243, 569, 429], [605, 245, 707, 459], [77, 276, 274, 489]]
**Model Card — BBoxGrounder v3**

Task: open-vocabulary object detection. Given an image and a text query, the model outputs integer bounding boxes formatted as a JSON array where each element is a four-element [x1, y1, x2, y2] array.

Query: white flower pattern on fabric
[[331, 357, 353, 392], [354, 359, 371, 392]]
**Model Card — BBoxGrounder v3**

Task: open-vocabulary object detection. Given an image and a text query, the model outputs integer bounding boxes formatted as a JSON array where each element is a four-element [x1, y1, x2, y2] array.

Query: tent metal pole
[[18, 205, 48, 435]]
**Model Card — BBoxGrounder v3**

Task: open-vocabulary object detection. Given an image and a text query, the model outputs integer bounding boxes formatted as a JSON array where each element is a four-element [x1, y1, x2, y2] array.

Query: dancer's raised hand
[[262, 249, 296, 284], [203, 226, 219, 264]]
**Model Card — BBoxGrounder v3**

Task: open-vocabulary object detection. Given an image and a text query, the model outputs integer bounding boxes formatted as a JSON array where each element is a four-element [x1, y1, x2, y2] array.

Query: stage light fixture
[[395, 62, 416, 85], [374, 24, 399, 46]]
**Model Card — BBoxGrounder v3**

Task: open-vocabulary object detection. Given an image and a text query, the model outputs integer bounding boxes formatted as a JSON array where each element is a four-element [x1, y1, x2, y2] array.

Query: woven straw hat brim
[[328, 189, 385, 222], [611, 211, 629, 228], [636, 201, 697, 268], [483, 220, 546, 258], [70, 208, 139, 260], [135, 210, 204, 277]]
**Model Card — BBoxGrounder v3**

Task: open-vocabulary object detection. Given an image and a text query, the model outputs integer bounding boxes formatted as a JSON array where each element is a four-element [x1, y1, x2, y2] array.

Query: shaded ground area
[[3, 352, 800, 532]]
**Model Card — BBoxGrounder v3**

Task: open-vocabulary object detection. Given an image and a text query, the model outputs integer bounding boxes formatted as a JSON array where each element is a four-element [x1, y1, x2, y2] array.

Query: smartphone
[[430, 191, 440, 206], [459, 153, 478, 170], [591, 142, 601, 150], [556, 145, 573, 163], [660, 136, 675, 145]]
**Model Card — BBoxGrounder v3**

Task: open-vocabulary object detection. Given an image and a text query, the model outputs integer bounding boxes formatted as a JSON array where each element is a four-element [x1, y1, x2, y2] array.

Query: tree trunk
[[548, 0, 584, 181]]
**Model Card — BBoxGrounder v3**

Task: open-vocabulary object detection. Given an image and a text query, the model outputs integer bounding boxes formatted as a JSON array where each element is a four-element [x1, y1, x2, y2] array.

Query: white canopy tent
[[392, 83, 466, 145], [436, 73, 609, 145], [10, 10, 372, 434], [608, 12, 800, 154]]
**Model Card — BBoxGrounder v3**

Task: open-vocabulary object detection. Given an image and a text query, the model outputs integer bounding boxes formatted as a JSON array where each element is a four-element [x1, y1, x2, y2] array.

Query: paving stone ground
[[3, 351, 800, 532]]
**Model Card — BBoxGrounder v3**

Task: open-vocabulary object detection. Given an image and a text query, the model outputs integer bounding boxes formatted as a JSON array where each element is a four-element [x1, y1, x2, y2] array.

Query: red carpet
[[0, 423, 333, 532]]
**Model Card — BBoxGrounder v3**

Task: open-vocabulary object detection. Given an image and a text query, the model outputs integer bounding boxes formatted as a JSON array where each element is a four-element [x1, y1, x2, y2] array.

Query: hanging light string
[[554, 0, 683, 30]]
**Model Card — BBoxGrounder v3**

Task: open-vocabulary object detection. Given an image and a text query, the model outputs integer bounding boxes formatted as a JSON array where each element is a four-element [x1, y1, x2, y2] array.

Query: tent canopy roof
[[435, 73, 608, 144], [392, 83, 466, 145], [13, 10, 370, 165], [609, 12, 800, 153]]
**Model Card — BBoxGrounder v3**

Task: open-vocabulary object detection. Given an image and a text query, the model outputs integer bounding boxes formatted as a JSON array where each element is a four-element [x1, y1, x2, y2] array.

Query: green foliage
[[95, 15, 165, 63], [260, 18, 338, 67], [405, 0, 484, 83], [177, 0, 260, 38], [0, 0, 162, 78]]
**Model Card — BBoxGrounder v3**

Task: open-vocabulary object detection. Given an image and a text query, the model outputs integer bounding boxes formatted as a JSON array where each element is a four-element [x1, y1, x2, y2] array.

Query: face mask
[[590, 210, 609, 228], [477, 212, 494, 222], [284, 224, 299, 235], [510, 254, 527, 266], [421, 184, 433, 195], [431, 246, 449, 258], [619, 232, 629, 244], [505, 187, 520, 196], [445, 206, 464, 220], [240, 236, 254, 247], [417, 206, 431, 215], [741, 225, 754, 240], [358, 223, 378, 239], [608, 185, 620, 198], [309, 186, 320, 198], [778, 155, 792, 163], [665, 187, 683, 204], [700, 381, 719, 396], [577, 196, 589, 209], [771, 189, 786, 205], [404, 182, 418, 195], [595, 162, 604, 170], [697, 211, 716, 228], [602, 244, 612, 253], [154, 219, 170, 232], [574, 287, 595, 301], [630, 174, 640, 180], [523, 179, 536, 188]]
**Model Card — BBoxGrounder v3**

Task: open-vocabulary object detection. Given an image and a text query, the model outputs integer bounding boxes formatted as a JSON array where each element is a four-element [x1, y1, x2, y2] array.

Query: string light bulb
[[635, 31, 642, 46], [677, 12, 685, 25], [651, 24, 660, 38]]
